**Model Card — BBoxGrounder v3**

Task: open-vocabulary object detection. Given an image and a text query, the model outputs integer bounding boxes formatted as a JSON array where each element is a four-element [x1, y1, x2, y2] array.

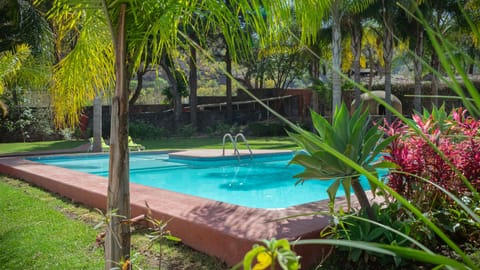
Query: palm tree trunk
[[413, 22, 424, 112], [382, 2, 393, 122], [106, 4, 130, 269], [92, 93, 102, 152], [331, 0, 342, 113], [368, 47, 374, 90], [351, 15, 362, 107], [225, 46, 233, 124], [431, 53, 440, 108], [189, 44, 198, 129], [310, 57, 320, 114]]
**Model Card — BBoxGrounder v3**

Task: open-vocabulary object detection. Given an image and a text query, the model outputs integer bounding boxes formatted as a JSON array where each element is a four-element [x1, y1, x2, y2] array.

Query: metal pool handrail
[[222, 133, 237, 156], [235, 133, 253, 158], [222, 132, 253, 159]]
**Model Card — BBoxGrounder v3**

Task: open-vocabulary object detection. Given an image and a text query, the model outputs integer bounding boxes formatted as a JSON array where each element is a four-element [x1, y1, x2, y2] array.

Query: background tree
[[0, 0, 54, 138], [292, 0, 374, 114]]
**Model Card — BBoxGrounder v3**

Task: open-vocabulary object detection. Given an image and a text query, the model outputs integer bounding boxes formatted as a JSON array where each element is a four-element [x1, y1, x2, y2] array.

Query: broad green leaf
[[289, 154, 321, 170], [367, 135, 396, 163], [342, 177, 352, 210], [311, 110, 330, 139], [327, 179, 341, 203], [367, 227, 386, 241]]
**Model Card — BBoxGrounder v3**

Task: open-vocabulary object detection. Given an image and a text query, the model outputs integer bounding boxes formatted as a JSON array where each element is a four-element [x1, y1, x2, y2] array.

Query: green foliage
[[144, 202, 181, 269], [129, 76, 169, 105], [237, 238, 300, 270], [288, 103, 395, 210], [129, 121, 169, 139], [206, 122, 239, 136], [0, 44, 32, 95], [310, 78, 332, 109], [0, 93, 56, 142], [161, 69, 189, 104], [177, 123, 196, 137], [248, 121, 288, 136], [197, 79, 225, 96], [430, 195, 480, 245], [321, 203, 429, 269]]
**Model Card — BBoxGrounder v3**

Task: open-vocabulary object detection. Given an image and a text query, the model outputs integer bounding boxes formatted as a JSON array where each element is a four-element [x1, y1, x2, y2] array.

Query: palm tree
[[0, 0, 54, 117], [424, 0, 464, 108], [46, 1, 269, 268], [346, 12, 364, 106], [394, 0, 429, 113], [293, 0, 375, 113], [0, 44, 32, 115], [361, 0, 401, 120]]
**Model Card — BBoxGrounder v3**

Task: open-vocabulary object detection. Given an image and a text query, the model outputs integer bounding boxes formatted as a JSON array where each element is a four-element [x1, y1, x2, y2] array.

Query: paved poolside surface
[[0, 148, 371, 267]]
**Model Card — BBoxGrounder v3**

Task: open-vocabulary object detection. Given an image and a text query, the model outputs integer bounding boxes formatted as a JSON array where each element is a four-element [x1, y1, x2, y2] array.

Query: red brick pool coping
[[0, 149, 367, 267]]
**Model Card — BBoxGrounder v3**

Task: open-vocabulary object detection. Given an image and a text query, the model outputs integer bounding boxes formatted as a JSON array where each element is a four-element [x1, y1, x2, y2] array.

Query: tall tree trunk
[[92, 93, 102, 152], [189, 44, 198, 129], [331, 0, 342, 114], [161, 52, 181, 127], [431, 53, 440, 108], [382, 1, 393, 122], [310, 57, 320, 114], [129, 63, 146, 106], [413, 22, 424, 112], [351, 15, 363, 108], [225, 46, 233, 124], [368, 47, 374, 90], [105, 4, 130, 269]]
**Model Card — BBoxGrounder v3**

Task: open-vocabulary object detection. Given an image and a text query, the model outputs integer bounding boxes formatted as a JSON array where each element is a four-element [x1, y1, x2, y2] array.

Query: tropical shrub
[[177, 123, 196, 137], [237, 2, 480, 268], [383, 106, 480, 209], [129, 121, 169, 139], [320, 202, 432, 270], [0, 94, 57, 142], [382, 106, 480, 255], [206, 122, 242, 136], [249, 121, 288, 136]]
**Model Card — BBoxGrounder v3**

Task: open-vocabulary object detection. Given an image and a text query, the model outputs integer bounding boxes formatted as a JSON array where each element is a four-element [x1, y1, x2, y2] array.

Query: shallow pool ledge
[[168, 149, 293, 160], [0, 155, 371, 267]]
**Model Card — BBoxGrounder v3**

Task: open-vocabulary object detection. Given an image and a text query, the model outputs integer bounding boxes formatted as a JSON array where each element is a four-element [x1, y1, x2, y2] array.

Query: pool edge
[[0, 154, 374, 267]]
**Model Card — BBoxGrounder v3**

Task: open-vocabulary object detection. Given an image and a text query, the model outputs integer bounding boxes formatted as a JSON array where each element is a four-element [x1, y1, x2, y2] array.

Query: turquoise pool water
[[28, 152, 378, 209]]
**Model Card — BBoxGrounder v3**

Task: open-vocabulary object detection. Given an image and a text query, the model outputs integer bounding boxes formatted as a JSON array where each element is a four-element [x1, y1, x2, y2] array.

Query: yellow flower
[[253, 251, 272, 270]]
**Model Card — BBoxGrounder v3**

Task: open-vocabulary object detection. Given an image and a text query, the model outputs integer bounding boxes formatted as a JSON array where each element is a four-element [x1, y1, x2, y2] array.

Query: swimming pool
[[28, 152, 376, 209]]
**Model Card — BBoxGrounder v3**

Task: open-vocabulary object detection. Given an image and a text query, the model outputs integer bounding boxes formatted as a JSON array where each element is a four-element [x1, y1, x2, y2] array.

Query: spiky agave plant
[[288, 103, 394, 219]]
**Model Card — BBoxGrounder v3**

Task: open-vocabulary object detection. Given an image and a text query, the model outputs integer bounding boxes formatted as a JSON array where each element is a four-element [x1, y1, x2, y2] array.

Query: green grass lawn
[[0, 140, 86, 154], [0, 177, 104, 269], [0, 177, 228, 269], [0, 136, 298, 154]]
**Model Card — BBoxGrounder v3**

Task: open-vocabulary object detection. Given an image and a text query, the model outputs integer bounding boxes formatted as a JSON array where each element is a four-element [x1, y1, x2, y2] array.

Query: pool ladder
[[222, 133, 253, 159]]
